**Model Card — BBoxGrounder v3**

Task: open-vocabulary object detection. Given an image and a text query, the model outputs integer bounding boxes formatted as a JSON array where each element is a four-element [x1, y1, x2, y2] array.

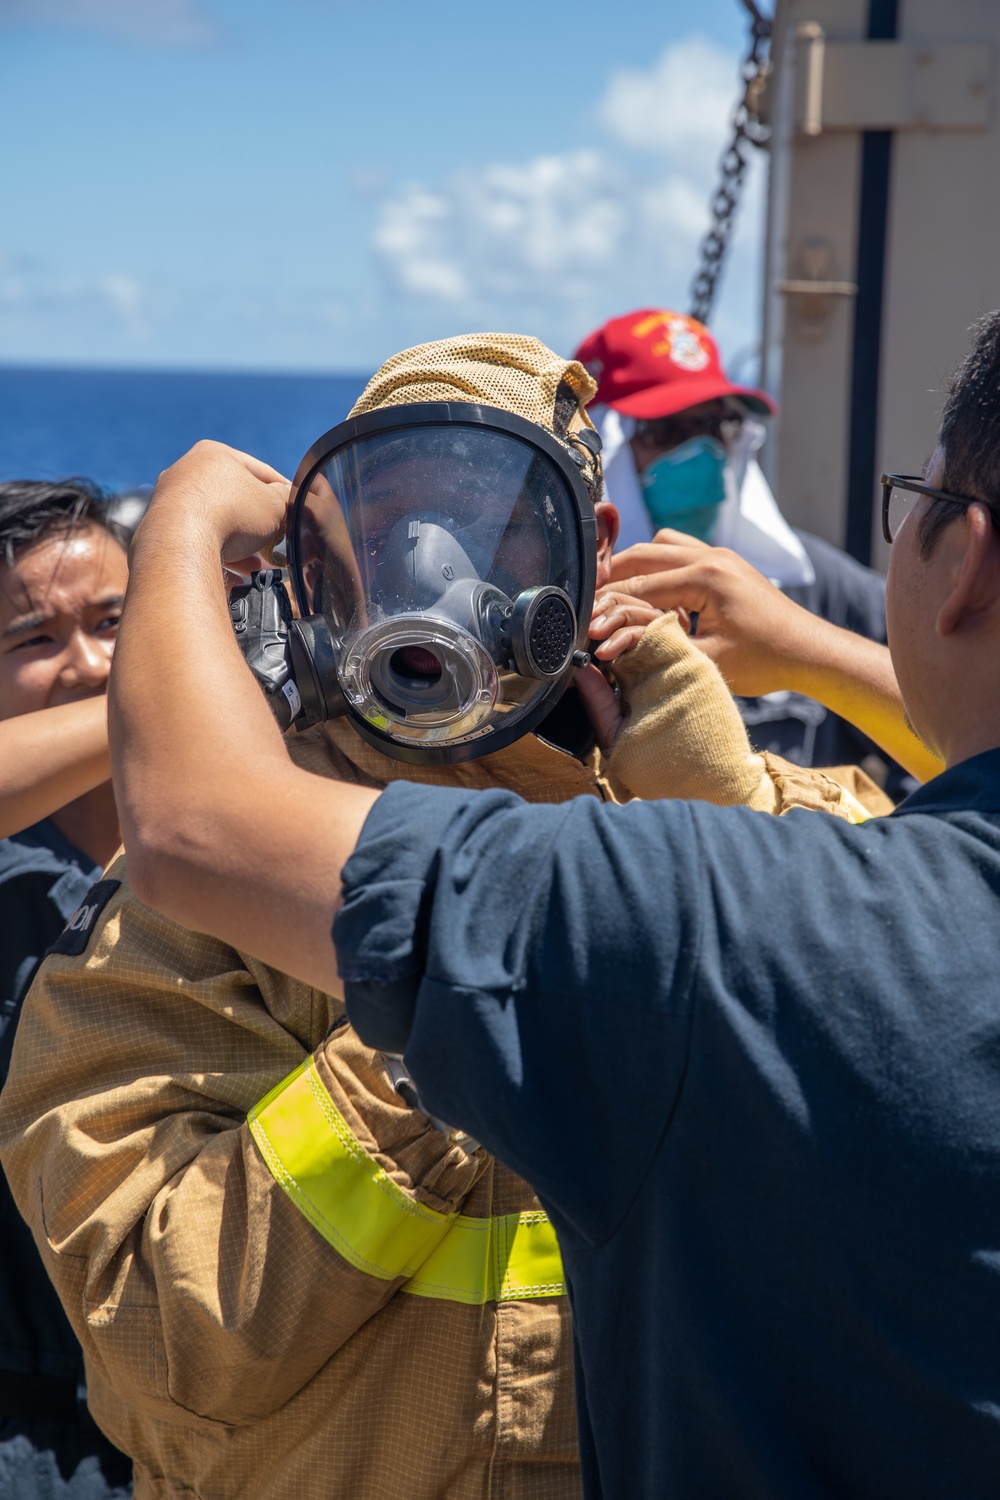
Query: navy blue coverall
[[337, 751, 1000, 1499], [0, 820, 131, 1499]]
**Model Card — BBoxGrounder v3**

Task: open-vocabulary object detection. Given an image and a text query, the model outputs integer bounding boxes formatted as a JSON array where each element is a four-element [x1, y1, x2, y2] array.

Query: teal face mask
[[638, 436, 727, 542]]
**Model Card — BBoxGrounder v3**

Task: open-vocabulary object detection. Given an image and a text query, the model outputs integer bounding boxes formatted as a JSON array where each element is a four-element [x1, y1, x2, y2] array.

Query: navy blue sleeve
[[337, 780, 707, 1246], [337, 779, 912, 1252]]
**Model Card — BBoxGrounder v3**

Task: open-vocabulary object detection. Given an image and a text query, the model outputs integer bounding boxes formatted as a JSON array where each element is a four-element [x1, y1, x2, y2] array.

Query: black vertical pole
[[844, 0, 899, 564]]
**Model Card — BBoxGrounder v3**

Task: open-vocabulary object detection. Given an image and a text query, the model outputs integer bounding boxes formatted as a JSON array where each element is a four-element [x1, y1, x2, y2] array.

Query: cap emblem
[[630, 312, 711, 373], [659, 316, 710, 372]]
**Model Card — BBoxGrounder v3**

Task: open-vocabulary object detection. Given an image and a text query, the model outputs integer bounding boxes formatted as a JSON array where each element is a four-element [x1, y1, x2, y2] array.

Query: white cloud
[[599, 35, 737, 163], [640, 175, 713, 240], [368, 33, 764, 358], [375, 188, 469, 300], [374, 151, 630, 308], [0, 0, 216, 46], [372, 146, 722, 316], [0, 253, 150, 338]]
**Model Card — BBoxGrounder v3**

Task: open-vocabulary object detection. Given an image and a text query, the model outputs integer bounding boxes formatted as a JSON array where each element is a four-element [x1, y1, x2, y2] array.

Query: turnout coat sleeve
[[0, 855, 486, 1430]]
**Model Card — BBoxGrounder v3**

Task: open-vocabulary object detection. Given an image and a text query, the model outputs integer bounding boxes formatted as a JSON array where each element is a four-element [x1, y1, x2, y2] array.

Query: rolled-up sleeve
[[336, 783, 512, 1052], [336, 780, 703, 1248]]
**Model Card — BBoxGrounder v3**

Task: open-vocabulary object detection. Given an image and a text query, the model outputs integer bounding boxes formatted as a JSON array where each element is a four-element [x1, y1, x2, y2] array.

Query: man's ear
[[594, 500, 620, 589], [936, 503, 1000, 637]]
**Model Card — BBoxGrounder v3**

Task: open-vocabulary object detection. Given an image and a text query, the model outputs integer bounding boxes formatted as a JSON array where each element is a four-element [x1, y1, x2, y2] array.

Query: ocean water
[[0, 366, 371, 493]]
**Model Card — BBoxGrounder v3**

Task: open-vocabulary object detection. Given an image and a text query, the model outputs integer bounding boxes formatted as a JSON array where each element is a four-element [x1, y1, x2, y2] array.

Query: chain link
[[688, 1, 773, 326]]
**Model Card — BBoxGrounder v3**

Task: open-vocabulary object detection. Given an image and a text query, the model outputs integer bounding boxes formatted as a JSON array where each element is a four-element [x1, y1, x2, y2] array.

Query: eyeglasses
[[635, 408, 743, 451], [879, 472, 993, 545]]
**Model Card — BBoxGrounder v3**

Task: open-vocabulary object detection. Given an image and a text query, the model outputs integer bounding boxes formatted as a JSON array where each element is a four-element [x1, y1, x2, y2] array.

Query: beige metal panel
[[797, 39, 992, 132], [872, 0, 1000, 570], [763, 0, 869, 549], [763, 0, 998, 564]]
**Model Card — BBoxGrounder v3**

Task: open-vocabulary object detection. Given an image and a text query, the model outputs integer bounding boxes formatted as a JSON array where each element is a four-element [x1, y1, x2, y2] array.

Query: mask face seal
[[236, 402, 598, 765]]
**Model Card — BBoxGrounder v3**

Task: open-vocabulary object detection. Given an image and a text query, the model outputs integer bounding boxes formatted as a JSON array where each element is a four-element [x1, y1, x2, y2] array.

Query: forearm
[[774, 615, 943, 782], [0, 697, 110, 838], [610, 537, 942, 783], [111, 504, 376, 994]]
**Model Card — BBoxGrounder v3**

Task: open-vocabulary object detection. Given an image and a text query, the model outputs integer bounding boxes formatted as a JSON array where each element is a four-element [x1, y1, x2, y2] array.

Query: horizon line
[[0, 361, 373, 381]]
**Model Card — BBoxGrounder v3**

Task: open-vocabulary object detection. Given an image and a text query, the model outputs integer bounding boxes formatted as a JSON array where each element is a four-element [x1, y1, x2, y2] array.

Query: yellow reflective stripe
[[249, 1057, 455, 1281], [837, 787, 874, 824], [402, 1210, 565, 1305], [248, 1056, 566, 1303]]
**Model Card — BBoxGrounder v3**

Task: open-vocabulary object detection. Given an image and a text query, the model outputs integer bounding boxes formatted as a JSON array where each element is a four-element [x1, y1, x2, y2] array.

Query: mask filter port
[[349, 617, 499, 738], [388, 645, 444, 685], [510, 587, 577, 679]]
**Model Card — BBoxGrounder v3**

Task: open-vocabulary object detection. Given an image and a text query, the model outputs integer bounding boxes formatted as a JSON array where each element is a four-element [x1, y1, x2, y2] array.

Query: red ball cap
[[574, 308, 776, 420]]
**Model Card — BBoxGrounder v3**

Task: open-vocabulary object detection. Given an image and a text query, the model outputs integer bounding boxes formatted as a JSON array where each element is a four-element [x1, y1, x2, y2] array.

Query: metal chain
[[688, 0, 773, 326]]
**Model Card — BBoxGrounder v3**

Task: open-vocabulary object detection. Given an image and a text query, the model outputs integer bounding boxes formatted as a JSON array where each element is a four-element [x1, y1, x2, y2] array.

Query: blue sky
[[0, 0, 767, 373]]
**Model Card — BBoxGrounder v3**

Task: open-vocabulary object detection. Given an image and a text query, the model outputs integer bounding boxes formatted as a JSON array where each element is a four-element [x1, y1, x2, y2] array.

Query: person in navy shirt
[[27, 311, 1000, 1499], [0, 480, 132, 1498]]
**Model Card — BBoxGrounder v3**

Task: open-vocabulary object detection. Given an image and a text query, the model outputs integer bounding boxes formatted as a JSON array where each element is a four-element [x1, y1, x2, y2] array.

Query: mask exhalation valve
[[509, 586, 577, 678]]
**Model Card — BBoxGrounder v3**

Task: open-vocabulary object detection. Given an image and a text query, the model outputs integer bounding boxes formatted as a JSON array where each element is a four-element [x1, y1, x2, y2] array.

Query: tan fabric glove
[[603, 612, 778, 810]]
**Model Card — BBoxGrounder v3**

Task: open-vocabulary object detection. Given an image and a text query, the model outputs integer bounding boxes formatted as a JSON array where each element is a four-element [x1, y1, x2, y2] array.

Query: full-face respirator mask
[[230, 402, 601, 765]]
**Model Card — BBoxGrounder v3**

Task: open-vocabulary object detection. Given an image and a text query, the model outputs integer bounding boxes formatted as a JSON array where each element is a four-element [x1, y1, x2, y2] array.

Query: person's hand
[[574, 591, 662, 755], [574, 664, 622, 756], [145, 441, 292, 563], [588, 589, 661, 663], [609, 529, 816, 698]]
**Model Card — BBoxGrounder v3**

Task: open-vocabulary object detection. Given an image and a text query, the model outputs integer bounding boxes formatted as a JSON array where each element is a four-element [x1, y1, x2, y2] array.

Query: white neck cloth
[[595, 405, 815, 590]]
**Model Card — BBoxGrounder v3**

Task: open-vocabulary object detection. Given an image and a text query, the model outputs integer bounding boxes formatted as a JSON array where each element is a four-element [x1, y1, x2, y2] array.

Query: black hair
[[922, 312, 1000, 556], [0, 478, 131, 570]]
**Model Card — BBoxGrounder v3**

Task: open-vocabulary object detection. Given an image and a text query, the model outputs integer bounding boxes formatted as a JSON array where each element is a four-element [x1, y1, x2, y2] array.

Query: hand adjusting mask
[[231, 402, 600, 765]]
